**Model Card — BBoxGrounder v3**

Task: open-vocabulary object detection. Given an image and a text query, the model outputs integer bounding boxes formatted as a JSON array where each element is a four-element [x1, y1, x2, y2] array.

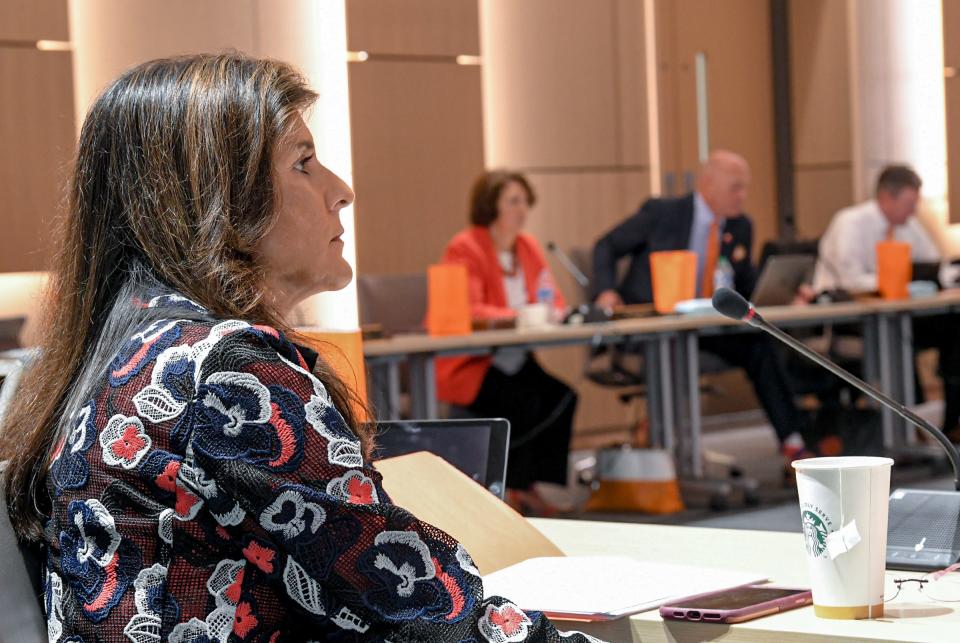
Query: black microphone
[[546, 241, 590, 289], [712, 286, 960, 491]]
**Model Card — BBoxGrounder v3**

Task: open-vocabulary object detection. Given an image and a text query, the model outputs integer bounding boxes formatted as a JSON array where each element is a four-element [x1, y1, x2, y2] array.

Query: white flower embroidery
[[201, 372, 271, 436], [259, 489, 325, 540], [456, 544, 481, 577], [326, 470, 379, 505], [123, 564, 168, 643], [69, 403, 93, 454], [46, 570, 64, 643], [74, 499, 121, 567], [478, 602, 533, 643], [372, 531, 436, 598], [99, 414, 151, 469], [283, 557, 327, 616]]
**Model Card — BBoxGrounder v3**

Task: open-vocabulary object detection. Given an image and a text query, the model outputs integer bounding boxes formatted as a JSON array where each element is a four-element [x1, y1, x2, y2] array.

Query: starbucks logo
[[802, 510, 829, 558]]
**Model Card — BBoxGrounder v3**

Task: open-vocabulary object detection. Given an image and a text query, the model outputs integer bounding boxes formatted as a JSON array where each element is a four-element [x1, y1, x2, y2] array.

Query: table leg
[[408, 354, 438, 420], [685, 332, 703, 478], [897, 313, 917, 445], [643, 338, 665, 449], [659, 334, 676, 454], [671, 331, 702, 479], [369, 359, 403, 420], [877, 313, 896, 449]]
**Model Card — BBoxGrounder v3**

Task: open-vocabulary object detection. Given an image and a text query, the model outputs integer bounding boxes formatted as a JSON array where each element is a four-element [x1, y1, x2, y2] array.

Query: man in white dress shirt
[[814, 165, 960, 439], [813, 165, 939, 293]]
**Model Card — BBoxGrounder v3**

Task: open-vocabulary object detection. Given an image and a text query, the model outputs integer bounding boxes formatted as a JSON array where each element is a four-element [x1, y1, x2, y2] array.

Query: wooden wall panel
[[349, 61, 484, 274], [0, 0, 68, 41], [794, 167, 853, 239], [789, 0, 853, 241], [657, 0, 777, 253], [346, 0, 479, 56], [614, 0, 650, 167], [0, 49, 74, 271], [480, 0, 620, 169], [944, 0, 960, 223], [789, 0, 851, 165]]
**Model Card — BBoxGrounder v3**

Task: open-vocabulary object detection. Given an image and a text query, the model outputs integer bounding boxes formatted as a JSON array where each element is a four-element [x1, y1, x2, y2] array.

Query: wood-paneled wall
[[789, 0, 853, 239], [0, 0, 74, 272], [656, 0, 778, 255], [481, 0, 654, 433], [348, 61, 485, 274], [944, 0, 960, 225], [346, 0, 485, 275]]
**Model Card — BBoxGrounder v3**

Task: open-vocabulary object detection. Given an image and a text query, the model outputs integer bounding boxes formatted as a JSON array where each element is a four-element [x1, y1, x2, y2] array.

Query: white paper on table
[[482, 556, 766, 620]]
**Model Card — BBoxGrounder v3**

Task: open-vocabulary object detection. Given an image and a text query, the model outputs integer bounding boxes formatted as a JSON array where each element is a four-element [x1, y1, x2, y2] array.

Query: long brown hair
[[0, 53, 371, 542]]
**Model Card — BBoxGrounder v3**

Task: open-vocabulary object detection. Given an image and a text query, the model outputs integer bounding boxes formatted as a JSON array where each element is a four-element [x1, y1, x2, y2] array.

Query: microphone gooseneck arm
[[713, 287, 960, 491], [546, 242, 590, 289]]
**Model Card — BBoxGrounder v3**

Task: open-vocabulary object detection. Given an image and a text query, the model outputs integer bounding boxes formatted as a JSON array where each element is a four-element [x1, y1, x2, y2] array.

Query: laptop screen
[[371, 419, 510, 498]]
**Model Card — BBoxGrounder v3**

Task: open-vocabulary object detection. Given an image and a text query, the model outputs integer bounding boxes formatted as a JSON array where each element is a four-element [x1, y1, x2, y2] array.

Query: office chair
[[357, 272, 428, 336], [565, 247, 737, 416], [0, 463, 47, 641]]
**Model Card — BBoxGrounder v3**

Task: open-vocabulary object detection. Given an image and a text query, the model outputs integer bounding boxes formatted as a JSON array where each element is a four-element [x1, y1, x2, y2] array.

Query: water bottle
[[714, 257, 735, 293], [535, 269, 555, 307]]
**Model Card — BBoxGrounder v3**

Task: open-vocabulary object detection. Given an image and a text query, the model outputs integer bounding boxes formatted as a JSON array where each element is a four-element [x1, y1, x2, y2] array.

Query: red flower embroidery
[[225, 567, 245, 605], [243, 540, 276, 574], [110, 425, 147, 461], [156, 460, 179, 493], [432, 557, 466, 621], [490, 605, 526, 636], [233, 600, 258, 638], [49, 435, 66, 465], [347, 476, 375, 505]]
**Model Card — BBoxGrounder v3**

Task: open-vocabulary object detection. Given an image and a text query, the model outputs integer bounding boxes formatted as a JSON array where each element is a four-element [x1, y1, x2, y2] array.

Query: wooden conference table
[[364, 291, 960, 479], [530, 518, 959, 643]]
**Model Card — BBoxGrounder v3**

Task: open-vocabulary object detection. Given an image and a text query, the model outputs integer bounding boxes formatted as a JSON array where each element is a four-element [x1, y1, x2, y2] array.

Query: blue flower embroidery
[[109, 320, 182, 386], [59, 499, 141, 622], [357, 531, 449, 622], [49, 400, 97, 494], [190, 374, 307, 471]]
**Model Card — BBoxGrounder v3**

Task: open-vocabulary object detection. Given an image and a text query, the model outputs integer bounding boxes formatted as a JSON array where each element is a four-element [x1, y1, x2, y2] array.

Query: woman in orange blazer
[[436, 171, 576, 514]]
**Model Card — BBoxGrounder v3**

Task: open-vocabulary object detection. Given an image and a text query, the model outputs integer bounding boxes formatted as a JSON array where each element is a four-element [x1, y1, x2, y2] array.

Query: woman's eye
[[295, 155, 313, 173]]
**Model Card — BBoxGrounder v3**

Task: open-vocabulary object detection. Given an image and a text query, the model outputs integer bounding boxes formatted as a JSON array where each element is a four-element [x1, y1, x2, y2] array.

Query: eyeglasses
[[884, 562, 960, 603]]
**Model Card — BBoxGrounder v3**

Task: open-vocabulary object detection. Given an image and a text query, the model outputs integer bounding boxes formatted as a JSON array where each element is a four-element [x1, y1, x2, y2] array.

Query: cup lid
[[792, 456, 894, 471]]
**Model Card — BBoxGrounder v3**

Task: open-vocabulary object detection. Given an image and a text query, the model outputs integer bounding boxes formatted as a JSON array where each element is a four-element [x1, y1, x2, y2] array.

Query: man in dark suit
[[592, 150, 809, 463]]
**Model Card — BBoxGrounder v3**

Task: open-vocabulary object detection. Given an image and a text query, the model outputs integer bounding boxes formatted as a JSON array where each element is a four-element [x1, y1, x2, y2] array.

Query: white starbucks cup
[[792, 456, 894, 619]]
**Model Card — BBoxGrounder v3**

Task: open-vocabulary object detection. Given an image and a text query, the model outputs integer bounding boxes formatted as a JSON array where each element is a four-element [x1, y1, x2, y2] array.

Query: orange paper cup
[[426, 263, 472, 336], [876, 241, 911, 300], [649, 250, 697, 314]]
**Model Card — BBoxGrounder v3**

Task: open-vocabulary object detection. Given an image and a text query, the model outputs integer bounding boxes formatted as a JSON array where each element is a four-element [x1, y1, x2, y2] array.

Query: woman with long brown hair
[[0, 54, 597, 642]]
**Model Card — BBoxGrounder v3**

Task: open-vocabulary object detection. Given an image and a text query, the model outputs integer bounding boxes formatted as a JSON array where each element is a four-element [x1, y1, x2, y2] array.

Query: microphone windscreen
[[712, 287, 751, 320]]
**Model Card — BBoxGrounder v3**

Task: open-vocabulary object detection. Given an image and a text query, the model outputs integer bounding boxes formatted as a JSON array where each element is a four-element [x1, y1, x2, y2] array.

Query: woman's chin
[[324, 264, 354, 292]]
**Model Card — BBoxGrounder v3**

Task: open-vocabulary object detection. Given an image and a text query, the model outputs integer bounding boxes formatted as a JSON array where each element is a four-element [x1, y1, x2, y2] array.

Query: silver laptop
[[751, 255, 816, 306]]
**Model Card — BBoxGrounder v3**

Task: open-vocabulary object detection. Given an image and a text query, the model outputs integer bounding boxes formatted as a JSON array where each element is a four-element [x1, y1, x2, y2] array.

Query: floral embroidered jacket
[[43, 294, 600, 642]]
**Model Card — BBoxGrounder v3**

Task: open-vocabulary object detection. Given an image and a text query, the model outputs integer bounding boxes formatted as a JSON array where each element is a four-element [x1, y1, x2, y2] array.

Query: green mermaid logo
[[802, 510, 830, 558]]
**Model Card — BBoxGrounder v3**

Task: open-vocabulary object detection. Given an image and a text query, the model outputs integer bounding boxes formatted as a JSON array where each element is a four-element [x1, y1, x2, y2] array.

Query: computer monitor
[[371, 418, 510, 499]]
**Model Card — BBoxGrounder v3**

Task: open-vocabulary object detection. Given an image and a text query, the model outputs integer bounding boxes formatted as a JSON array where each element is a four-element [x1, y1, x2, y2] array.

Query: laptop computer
[[751, 254, 816, 306], [371, 418, 510, 499], [886, 489, 960, 571]]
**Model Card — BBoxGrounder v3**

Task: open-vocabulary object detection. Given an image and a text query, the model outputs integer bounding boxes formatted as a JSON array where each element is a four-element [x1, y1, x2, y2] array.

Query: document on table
[[483, 556, 766, 621]]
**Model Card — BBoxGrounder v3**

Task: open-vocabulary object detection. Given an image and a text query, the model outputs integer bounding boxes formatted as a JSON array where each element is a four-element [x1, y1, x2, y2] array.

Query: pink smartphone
[[659, 584, 812, 624]]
